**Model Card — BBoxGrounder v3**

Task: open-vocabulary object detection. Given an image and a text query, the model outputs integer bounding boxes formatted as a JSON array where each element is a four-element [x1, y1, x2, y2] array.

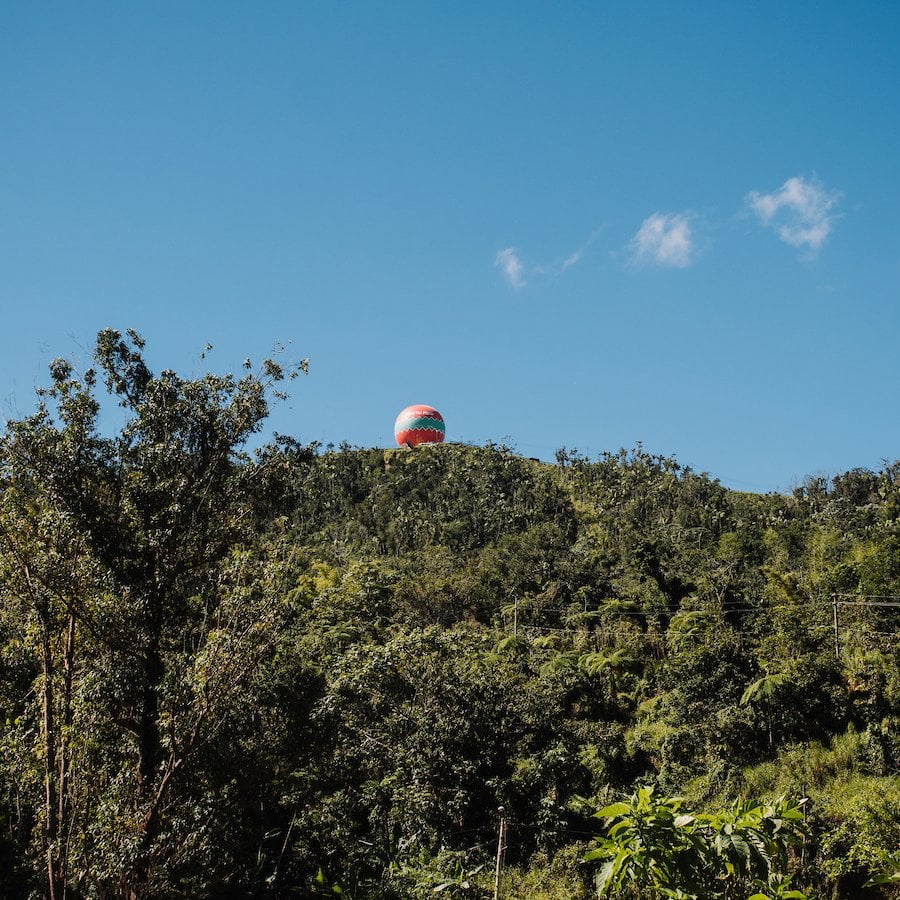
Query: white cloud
[[495, 247, 526, 289], [496, 229, 600, 287], [630, 213, 695, 268], [747, 175, 841, 254], [561, 247, 584, 271], [561, 227, 603, 272]]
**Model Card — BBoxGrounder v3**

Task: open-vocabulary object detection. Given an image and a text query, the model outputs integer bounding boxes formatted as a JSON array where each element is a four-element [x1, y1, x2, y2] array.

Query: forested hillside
[[1, 332, 898, 898]]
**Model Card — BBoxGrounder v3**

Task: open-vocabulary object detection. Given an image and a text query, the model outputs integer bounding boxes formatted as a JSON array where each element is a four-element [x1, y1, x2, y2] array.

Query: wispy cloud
[[561, 228, 601, 271], [496, 230, 600, 288], [629, 212, 696, 268], [747, 175, 841, 254], [495, 247, 526, 289]]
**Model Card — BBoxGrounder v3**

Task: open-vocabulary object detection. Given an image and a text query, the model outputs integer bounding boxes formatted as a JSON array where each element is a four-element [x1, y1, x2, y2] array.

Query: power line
[[495, 617, 898, 644], [504, 597, 898, 620], [837, 601, 900, 608], [507, 599, 841, 616]]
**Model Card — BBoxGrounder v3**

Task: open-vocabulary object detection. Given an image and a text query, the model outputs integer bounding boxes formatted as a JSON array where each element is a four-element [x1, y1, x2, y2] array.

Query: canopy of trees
[[0, 332, 897, 898]]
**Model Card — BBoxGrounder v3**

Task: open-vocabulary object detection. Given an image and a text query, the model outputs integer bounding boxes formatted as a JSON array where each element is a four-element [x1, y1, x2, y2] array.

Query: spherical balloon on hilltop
[[394, 405, 445, 447]]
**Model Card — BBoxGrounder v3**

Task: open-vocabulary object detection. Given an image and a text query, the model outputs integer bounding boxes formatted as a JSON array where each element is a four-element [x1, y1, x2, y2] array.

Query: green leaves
[[585, 789, 808, 899], [593, 802, 630, 819], [741, 674, 788, 708], [2, 333, 898, 897], [0, 329, 307, 897]]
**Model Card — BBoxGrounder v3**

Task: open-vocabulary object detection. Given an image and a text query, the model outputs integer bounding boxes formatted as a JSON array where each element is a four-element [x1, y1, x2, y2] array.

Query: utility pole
[[493, 806, 507, 900], [800, 787, 809, 867], [831, 593, 840, 658]]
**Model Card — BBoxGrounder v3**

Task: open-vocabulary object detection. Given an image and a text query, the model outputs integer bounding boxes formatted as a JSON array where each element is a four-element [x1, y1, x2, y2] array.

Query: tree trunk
[[131, 633, 165, 896], [57, 613, 77, 895], [42, 626, 63, 900], [137, 643, 163, 799]]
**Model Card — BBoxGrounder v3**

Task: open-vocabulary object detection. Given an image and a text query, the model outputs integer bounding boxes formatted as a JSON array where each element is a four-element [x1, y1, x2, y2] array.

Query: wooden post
[[513, 598, 518, 637], [800, 787, 808, 866], [493, 806, 506, 900]]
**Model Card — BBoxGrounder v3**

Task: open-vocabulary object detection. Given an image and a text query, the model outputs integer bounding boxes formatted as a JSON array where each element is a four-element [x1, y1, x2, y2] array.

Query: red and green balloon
[[394, 405, 445, 447]]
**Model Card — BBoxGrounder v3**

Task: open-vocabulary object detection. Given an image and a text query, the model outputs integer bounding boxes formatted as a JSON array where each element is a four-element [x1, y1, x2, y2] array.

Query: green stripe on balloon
[[397, 417, 445, 432]]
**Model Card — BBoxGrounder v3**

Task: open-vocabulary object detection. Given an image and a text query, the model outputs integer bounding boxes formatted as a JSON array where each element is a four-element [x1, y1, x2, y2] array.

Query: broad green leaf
[[594, 858, 617, 894], [595, 802, 630, 818]]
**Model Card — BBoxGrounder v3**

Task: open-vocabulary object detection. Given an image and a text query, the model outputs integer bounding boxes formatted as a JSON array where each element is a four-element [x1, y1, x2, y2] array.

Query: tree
[[585, 786, 808, 899], [741, 673, 788, 750], [0, 329, 306, 897]]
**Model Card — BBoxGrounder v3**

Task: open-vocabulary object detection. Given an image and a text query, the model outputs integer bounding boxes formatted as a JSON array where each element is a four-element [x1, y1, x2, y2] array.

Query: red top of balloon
[[394, 405, 446, 447]]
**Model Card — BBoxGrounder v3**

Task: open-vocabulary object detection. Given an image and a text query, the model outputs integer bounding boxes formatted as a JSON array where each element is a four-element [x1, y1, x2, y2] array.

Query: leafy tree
[[741, 673, 788, 750], [585, 786, 807, 899], [0, 329, 306, 897]]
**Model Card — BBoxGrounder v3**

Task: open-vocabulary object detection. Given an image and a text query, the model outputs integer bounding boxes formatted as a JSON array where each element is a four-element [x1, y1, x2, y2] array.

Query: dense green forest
[[0, 331, 898, 899]]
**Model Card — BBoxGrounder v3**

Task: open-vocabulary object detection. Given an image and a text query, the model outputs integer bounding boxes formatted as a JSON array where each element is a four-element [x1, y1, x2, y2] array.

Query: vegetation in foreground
[[0, 330, 897, 898]]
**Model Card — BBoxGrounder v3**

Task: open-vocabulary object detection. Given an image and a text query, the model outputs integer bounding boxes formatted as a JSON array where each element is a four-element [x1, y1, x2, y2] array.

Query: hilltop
[[0, 333, 897, 898]]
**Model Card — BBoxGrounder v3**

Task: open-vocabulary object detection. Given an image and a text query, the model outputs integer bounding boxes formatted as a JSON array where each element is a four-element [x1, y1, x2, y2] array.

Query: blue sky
[[1, 2, 898, 491]]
